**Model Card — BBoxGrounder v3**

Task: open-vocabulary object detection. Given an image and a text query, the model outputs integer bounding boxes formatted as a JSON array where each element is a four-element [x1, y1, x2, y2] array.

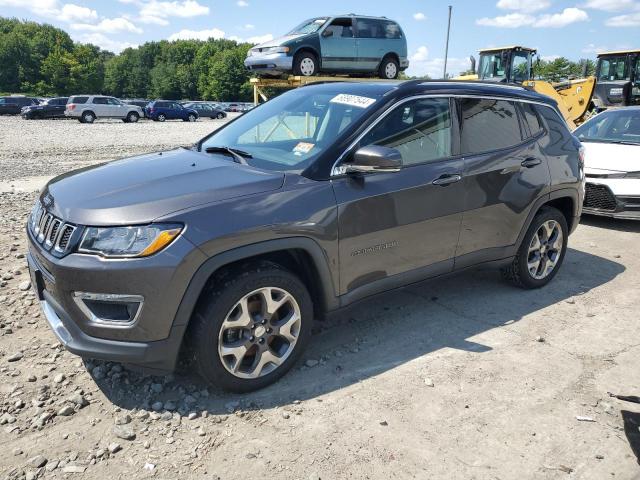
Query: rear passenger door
[[455, 98, 550, 268], [91, 97, 109, 117], [355, 18, 389, 72], [333, 97, 466, 297]]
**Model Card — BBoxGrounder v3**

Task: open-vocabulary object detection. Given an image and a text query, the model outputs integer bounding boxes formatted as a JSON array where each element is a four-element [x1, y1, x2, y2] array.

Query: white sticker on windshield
[[330, 94, 376, 109]]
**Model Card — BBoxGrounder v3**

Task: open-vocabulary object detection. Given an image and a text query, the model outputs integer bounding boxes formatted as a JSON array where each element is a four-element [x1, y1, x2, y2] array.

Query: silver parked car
[[65, 95, 143, 123]]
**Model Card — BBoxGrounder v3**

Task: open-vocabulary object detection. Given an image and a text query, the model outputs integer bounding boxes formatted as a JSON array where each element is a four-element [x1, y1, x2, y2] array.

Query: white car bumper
[[584, 176, 640, 219]]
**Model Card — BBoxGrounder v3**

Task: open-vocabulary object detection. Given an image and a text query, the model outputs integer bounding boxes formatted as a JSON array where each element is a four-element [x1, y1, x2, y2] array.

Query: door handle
[[432, 174, 462, 186], [521, 158, 541, 168]]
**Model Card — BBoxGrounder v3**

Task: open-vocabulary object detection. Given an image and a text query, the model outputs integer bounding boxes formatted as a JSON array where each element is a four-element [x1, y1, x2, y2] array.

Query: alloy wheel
[[218, 287, 301, 379], [527, 220, 563, 280]]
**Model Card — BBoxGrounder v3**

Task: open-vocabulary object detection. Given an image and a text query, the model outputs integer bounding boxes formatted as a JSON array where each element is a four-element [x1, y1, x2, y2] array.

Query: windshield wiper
[[607, 140, 640, 146], [204, 146, 252, 165]]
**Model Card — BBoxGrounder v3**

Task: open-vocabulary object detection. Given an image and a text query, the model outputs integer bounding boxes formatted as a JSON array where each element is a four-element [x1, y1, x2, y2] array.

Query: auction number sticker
[[330, 94, 376, 109], [293, 142, 315, 154]]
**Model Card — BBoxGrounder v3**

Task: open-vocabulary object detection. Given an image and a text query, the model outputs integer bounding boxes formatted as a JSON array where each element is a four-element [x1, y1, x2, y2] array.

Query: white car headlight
[[78, 224, 182, 258]]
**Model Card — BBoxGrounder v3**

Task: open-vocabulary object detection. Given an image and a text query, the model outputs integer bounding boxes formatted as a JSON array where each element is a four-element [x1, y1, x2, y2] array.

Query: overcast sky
[[1, 0, 639, 77]]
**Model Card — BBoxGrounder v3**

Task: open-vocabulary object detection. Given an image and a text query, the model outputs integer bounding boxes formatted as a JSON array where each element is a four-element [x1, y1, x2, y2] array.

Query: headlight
[[78, 224, 182, 258], [262, 46, 290, 54]]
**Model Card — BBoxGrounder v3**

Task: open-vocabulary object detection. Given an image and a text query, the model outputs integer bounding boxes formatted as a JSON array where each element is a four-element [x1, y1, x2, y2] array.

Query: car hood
[[253, 33, 308, 49], [42, 148, 285, 226], [583, 141, 640, 174]]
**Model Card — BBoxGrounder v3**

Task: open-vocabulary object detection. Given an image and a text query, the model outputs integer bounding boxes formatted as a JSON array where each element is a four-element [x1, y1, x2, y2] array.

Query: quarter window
[[359, 98, 452, 166], [92, 97, 108, 104], [460, 99, 523, 155], [520, 102, 544, 137], [69, 96, 88, 104]]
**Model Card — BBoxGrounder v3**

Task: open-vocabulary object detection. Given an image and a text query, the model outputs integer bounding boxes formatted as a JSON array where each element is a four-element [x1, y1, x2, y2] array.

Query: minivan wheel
[[157, 113, 166, 122], [379, 56, 399, 79], [190, 262, 313, 392], [127, 112, 139, 123], [502, 206, 568, 289], [81, 111, 95, 124], [293, 52, 317, 76]]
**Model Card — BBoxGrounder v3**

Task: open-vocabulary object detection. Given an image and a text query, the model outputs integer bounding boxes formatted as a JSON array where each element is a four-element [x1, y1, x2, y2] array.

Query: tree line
[[0, 17, 254, 101], [1, 17, 600, 101]]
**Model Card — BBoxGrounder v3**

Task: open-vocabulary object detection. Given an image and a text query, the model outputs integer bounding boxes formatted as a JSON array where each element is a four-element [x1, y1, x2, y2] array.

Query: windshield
[[598, 56, 628, 81], [288, 17, 328, 35], [199, 87, 383, 172], [478, 53, 507, 80], [574, 109, 640, 145]]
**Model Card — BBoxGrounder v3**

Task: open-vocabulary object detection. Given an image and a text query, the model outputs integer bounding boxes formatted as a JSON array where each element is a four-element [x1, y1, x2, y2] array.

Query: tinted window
[[106, 97, 121, 105], [92, 97, 108, 104], [69, 96, 88, 104], [382, 21, 401, 39], [598, 56, 628, 81], [359, 98, 452, 166], [521, 102, 544, 137], [356, 18, 387, 39], [460, 99, 523, 154], [0, 98, 5, 105], [324, 18, 353, 38]]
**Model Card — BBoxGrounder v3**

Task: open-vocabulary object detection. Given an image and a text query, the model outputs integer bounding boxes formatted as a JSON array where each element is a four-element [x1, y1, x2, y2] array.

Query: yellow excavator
[[455, 46, 596, 129]]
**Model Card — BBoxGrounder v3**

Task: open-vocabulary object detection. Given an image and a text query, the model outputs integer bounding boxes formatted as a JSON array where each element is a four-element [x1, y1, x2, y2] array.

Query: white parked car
[[574, 107, 640, 220], [65, 95, 143, 123]]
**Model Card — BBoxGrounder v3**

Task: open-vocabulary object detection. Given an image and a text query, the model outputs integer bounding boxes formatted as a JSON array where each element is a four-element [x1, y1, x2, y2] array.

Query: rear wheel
[[379, 56, 399, 79], [293, 51, 317, 76], [502, 206, 568, 289], [190, 262, 313, 392], [81, 111, 95, 124]]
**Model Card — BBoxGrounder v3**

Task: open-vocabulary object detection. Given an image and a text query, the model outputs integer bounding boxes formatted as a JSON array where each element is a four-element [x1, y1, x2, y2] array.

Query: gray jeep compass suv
[[27, 81, 585, 392]]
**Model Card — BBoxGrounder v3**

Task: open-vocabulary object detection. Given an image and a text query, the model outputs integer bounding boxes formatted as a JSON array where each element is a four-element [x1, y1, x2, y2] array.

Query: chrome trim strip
[[72, 292, 144, 328], [329, 93, 564, 177], [41, 300, 73, 346]]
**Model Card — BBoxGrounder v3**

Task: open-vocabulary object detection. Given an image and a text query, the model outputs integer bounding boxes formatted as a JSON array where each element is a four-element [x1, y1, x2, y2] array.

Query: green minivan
[[244, 14, 409, 79]]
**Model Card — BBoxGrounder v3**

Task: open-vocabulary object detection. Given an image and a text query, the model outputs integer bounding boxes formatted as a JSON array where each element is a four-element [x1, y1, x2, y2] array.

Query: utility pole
[[443, 5, 452, 79]]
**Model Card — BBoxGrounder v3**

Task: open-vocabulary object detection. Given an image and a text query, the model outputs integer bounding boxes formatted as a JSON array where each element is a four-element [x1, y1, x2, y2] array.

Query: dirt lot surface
[[0, 115, 639, 480]]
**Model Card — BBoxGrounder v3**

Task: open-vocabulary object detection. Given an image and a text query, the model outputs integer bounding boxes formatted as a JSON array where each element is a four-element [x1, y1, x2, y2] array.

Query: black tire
[[127, 111, 139, 123], [293, 51, 318, 76], [81, 111, 95, 124], [189, 262, 313, 393], [186, 113, 197, 122], [216, 112, 225, 119], [502, 206, 568, 289], [157, 113, 166, 122], [379, 56, 399, 79]]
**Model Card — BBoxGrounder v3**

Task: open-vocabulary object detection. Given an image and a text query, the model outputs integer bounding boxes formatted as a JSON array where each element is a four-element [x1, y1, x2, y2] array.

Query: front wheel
[[157, 113, 166, 122], [190, 263, 313, 392], [293, 52, 317, 76], [187, 114, 197, 122], [502, 206, 568, 289], [127, 112, 139, 123], [216, 112, 225, 119]]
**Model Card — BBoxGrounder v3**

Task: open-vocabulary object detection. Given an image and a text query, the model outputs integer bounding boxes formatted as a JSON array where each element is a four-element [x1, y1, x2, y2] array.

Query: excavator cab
[[475, 46, 536, 83], [594, 50, 640, 109]]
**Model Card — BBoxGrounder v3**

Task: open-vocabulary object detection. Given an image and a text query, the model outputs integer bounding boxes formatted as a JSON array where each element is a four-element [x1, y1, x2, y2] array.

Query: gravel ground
[[0, 115, 639, 480]]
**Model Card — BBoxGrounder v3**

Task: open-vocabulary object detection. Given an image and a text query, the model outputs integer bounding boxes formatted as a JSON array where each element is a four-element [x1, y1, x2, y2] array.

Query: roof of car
[[597, 49, 640, 56], [301, 80, 557, 106]]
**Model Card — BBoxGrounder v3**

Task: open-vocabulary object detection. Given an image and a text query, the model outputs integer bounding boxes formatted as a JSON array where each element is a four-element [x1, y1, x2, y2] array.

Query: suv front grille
[[30, 203, 77, 255], [584, 183, 618, 212]]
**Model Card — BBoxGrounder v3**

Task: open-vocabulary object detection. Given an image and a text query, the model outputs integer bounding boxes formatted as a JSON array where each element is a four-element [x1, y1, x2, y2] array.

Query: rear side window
[[460, 98, 523, 155], [520, 102, 544, 137], [356, 19, 388, 39], [69, 96, 88, 104], [359, 97, 452, 166], [92, 97, 108, 104]]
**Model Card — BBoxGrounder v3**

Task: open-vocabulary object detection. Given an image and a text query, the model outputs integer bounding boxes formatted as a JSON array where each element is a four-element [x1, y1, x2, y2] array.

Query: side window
[[460, 98, 523, 155], [70, 96, 88, 104], [356, 18, 383, 39], [512, 53, 529, 83], [382, 21, 401, 39], [520, 102, 544, 137], [324, 18, 353, 38], [359, 98, 452, 166], [107, 98, 121, 105], [92, 97, 108, 104], [598, 56, 628, 81], [0, 98, 5, 105]]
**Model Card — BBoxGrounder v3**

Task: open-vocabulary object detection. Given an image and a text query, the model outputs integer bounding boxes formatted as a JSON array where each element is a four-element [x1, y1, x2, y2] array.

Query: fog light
[[72, 292, 143, 327]]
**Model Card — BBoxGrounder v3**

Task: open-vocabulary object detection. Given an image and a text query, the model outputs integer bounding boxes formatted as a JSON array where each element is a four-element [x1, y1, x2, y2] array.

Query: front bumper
[[27, 226, 206, 371], [583, 181, 640, 220], [244, 52, 293, 74]]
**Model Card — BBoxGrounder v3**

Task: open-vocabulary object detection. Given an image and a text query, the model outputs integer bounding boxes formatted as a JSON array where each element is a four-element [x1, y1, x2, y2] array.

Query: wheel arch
[[380, 52, 400, 66], [293, 46, 320, 63]]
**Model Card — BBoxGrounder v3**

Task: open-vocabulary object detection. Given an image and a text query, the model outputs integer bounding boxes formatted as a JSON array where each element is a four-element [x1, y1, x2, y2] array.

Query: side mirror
[[322, 29, 333, 38], [344, 145, 402, 174]]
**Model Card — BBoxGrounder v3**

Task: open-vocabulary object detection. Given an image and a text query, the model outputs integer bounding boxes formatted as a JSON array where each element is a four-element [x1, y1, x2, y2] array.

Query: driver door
[[320, 17, 356, 71], [332, 97, 466, 298]]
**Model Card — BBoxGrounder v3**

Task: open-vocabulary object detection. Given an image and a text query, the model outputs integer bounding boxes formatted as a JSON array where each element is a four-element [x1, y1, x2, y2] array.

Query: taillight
[[68, 104, 76, 110]]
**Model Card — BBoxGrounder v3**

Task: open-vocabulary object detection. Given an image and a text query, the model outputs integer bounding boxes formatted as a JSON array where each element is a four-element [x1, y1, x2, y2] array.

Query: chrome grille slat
[[29, 203, 76, 255]]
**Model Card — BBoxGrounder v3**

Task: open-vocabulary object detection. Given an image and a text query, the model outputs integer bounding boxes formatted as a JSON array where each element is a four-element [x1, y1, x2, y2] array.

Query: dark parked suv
[[27, 81, 584, 392], [145, 100, 198, 122], [0, 96, 39, 115]]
